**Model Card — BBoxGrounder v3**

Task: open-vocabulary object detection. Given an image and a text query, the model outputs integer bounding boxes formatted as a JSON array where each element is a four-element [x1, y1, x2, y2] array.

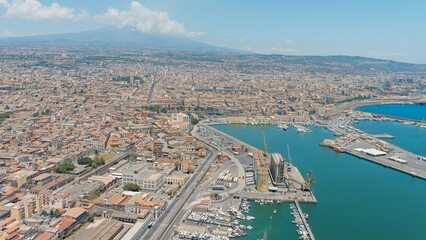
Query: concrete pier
[[240, 192, 317, 203], [326, 118, 426, 180], [295, 200, 316, 240], [343, 148, 426, 180]]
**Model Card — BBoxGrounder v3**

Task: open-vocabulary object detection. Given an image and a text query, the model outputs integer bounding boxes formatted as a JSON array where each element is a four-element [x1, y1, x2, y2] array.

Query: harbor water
[[358, 104, 426, 121], [213, 124, 426, 240]]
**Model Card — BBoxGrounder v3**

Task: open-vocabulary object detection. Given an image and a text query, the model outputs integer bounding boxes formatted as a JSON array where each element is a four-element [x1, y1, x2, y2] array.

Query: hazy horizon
[[1, 0, 425, 63]]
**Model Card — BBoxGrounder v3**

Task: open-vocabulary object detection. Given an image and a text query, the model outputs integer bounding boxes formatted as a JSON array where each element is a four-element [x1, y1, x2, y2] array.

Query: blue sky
[[0, 0, 425, 63]]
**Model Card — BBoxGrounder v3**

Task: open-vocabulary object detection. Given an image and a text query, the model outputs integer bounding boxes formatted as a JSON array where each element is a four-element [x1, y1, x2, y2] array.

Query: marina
[[213, 123, 426, 240], [174, 123, 318, 239], [177, 104, 426, 240], [292, 201, 315, 240]]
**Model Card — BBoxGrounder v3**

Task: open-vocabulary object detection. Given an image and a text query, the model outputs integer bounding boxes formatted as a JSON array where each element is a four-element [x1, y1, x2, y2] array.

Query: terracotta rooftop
[[62, 207, 86, 220]]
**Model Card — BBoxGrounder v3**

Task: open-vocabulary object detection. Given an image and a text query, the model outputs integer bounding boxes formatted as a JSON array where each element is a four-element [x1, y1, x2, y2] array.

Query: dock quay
[[202, 124, 317, 197], [343, 148, 426, 180], [325, 119, 426, 180], [240, 192, 317, 203], [294, 200, 316, 240], [178, 122, 320, 239]]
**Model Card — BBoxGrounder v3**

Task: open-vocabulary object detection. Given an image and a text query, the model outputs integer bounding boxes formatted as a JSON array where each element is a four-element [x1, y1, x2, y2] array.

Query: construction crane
[[305, 170, 314, 192], [287, 144, 293, 170], [262, 129, 268, 156], [287, 174, 312, 192]]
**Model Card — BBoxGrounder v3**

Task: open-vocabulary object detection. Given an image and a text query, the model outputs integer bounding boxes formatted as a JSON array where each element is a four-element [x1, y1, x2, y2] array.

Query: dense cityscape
[[1, 0, 426, 240], [0, 45, 425, 240]]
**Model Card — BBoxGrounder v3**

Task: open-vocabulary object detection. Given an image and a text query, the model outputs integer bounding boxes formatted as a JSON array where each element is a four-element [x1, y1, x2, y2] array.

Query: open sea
[[212, 104, 426, 240]]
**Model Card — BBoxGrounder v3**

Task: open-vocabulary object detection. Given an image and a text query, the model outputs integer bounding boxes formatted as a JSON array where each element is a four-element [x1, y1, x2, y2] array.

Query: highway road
[[142, 150, 217, 240], [147, 79, 157, 104], [152, 122, 251, 239]]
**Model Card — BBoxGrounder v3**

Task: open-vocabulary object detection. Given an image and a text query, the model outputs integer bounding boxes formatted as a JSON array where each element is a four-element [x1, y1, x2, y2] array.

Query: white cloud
[[0, 0, 10, 8], [0, 1, 201, 37], [3, 30, 14, 37], [94, 1, 203, 37], [0, 0, 87, 21]]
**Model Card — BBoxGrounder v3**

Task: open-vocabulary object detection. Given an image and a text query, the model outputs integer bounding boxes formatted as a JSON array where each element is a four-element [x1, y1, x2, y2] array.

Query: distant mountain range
[[1, 28, 425, 74], [234, 55, 426, 74], [0, 28, 243, 53]]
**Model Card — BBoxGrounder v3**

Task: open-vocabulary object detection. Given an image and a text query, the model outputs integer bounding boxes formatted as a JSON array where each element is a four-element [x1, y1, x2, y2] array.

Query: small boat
[[277, 124, 289, 130], [273, 209, 277, 214], [247, 225, 253, 230], [304, 213, 309, 219]]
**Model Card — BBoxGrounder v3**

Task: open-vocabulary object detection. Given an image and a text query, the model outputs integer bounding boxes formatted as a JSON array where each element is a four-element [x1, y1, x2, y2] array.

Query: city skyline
[[0, 0, 426, 63]]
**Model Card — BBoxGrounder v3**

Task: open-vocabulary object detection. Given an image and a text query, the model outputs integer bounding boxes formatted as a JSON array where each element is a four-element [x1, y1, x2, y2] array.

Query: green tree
[[123, 183, 140, 192], [0, 112, 13, 123], [43, 108, 52, 115], [54, 160, 75, 173], [41, 210, 48, 216], [91, 158, 105, 168], [191, 118, 199, 125], [53, 209, 61, 218], [77, 157, 92, 165], [86, 214, 94, 222], [174, 162, 181, 171]]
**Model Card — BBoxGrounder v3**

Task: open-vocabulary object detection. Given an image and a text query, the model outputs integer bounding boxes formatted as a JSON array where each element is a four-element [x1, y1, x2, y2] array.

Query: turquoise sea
[[358, 104, 426, 121], [212, 124, 426, 240]]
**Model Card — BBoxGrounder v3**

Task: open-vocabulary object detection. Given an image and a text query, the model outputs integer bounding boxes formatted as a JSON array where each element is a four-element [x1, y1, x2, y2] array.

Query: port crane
[[287, 171, 313, 192], [286, 145, 314, 191], [262, 129, 268, 156]]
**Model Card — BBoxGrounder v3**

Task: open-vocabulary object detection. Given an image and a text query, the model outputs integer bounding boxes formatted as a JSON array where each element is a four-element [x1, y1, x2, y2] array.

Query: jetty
[[295, 200, 315, 240]]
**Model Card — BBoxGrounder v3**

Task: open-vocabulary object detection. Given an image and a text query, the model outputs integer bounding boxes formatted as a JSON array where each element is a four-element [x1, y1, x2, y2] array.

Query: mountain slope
[[0, 28, 243, 53]]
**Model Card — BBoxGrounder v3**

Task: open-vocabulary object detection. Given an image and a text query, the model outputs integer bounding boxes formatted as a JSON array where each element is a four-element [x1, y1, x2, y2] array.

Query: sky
[[0, 0, 425, 63]]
